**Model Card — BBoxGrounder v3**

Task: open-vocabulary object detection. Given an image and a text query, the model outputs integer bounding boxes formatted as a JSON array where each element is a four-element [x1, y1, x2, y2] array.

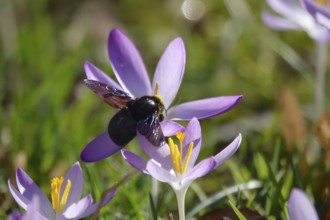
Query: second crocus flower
[[122, 118, 241, 219], [262, 0, 330, 41]]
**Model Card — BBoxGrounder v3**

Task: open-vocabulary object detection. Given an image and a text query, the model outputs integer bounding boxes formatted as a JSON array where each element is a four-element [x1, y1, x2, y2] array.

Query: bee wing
[[137, 115, 165, 147], [84, 79, 134, 109]]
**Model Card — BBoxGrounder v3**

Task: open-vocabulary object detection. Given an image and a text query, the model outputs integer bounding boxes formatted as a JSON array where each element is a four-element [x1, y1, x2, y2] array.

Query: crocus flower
[[121, 118, 241, 219], [8, 162, 116, 220], [301, 0, 330, 30], [81, 28, 242, 162], [262, 0, 330, 41], [288, 188, 319, 220]]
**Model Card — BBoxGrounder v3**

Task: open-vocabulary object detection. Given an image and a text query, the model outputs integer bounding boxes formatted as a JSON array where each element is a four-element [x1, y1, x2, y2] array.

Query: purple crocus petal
[[160, 121, 184, 137], [81, 131, 123, 162], [8, 180, 29, 210], [288, 188, 319, 220], [182, 118, 202, 170], [84, 62, 122, 90], [54, 214, 66, 220], [262, 12, 302, 30], [15, 168, 54, 218], [167, 96, 243, 120], [146, 161, 177, 183], [61, 162, 84, 209], [108, 29, 152, 97], [75, 188, 117, 219], [152, 38, 185, 108], [316, 12, 330, 30], [99, 187, 117, 206], [266, 0, 301, 18], [137, 134, 172, 170], [62, 194, 93, 219], [183, 157, 216, 183], [213, 134, 242, 168], [121, 149, 149, 174], [306, 20, 330, 41]]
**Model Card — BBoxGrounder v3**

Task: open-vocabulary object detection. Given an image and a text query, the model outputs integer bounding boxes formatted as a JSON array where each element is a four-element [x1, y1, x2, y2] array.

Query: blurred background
[[0, 0, 329, 219]]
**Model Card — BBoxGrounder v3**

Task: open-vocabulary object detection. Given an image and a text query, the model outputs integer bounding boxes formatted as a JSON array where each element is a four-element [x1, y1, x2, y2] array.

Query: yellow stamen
[[60, 180, 71, 211], [168, 132, 194, 174], [176, 132, 186, 163], [168, 138, 182, 173], [154, 82, 164, 104], [182, 142, 193, 173], [51, 177, 71, 212], [176, 132, 186, 144], [51, 177, 63, 212]]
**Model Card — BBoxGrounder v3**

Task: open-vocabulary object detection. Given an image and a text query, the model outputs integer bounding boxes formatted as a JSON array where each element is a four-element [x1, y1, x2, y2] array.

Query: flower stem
[[151, 178, 159, 207], [175, 187, 188, 220], [315, 41, 328, 119]]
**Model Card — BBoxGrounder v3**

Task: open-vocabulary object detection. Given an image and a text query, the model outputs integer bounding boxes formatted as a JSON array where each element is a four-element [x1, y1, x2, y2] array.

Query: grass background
[[0, 0, 329, 219]]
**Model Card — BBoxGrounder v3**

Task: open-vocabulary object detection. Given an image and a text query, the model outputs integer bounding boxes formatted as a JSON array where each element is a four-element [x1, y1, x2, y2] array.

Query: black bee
[[84, 79, 166, 147]]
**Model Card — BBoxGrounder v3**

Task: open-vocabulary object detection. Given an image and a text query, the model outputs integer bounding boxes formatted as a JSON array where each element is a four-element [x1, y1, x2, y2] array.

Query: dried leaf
[[315, 110, 330, 165], [277, 87, 307, 150], [315, 110, 330, 151], [12, 151, 27, 171]]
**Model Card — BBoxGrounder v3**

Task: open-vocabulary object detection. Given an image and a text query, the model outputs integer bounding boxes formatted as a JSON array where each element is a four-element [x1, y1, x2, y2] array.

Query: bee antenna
[[154, 82, 165, 105]]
